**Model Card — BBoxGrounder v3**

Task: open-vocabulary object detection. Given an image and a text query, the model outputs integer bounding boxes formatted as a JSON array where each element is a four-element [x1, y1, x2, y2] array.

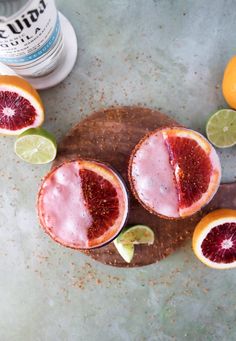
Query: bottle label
[[0, 0, 60, 64]]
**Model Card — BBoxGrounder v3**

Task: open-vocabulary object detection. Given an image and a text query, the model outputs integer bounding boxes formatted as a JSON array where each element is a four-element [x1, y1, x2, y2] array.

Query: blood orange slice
[[128, 127, 221, 218], [37, 160, 128, 249], [0, 75, 44, 135], [192, 209, 236, 269], [163, 128, 221, 217]]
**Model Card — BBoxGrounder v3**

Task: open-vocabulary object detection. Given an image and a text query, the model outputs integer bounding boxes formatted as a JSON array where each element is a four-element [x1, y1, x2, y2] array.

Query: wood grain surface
[[52, 106, 236, 267]]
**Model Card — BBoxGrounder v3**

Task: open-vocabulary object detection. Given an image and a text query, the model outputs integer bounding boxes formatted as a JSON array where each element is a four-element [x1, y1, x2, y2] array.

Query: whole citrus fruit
[[222, 56, 236, 109]]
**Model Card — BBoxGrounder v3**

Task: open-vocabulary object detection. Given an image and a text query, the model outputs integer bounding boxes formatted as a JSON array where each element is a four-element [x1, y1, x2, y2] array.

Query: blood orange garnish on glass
[[192, 209, 236, 269], [0, 75, 44, 135], [128, 127, 221, 219], [37, 159, 128, 249]]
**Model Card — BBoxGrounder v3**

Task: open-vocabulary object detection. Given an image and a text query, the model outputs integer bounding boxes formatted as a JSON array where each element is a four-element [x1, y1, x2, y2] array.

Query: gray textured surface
[[0, 0, 236, 340]]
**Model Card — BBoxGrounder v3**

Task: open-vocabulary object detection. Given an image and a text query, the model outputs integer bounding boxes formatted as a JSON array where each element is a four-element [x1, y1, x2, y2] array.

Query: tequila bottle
[[0, 0, 64, 77]]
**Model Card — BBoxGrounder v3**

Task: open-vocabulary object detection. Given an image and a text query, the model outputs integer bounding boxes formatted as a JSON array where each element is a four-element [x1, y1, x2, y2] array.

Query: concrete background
[[0, 0, 236, 340]]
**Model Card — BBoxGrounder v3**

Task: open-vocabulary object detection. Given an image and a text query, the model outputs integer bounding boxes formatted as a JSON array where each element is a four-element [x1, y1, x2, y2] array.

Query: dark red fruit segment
[[79, 169, 119, 240], [166, 136, 213, 208], [201, 223, 236, 263], [0, 90, 36, 130]]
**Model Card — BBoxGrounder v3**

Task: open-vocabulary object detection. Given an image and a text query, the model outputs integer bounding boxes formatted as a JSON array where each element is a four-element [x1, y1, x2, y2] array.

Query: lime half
[[14, 127, 57, 164], [114, 239, 134, 263], [117, 225, 155, 245], [206, 109, 236, 148]]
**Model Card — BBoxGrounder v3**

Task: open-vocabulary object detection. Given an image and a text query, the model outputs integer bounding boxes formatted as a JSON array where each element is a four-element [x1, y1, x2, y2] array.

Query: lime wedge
[[206, 109, 236, 148], [117, 225, 155, 245], [14, 127, 57, 164], [114, 239, 134, 263], [114, 225, 154, 263]]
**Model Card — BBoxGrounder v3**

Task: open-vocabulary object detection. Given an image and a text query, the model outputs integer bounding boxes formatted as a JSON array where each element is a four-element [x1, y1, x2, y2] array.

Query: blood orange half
[[193, 209, 236, 269], [37, 160, 128, 249], [0, 75, 44, 135], [128, 127, 221, 218]]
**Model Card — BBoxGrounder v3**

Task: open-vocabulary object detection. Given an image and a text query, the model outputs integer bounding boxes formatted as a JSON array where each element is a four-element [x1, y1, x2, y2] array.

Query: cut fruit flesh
[[206, 109, 236, 148], [129, 127, 221, 218], [0, 75, 44, 135], [192, 209, 236, 269], [114, 225, 154, 263], [166, 136, 212, 209], [14, 127, 57, 164], [117, 225, 155, 245], [79, 168, 120, 240], [37, 160, 128, 249], [114, 239, 134, 263]]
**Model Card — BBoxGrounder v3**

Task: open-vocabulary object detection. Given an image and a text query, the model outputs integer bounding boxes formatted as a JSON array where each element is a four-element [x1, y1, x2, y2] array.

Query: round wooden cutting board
[[52, 106, 236, 267]]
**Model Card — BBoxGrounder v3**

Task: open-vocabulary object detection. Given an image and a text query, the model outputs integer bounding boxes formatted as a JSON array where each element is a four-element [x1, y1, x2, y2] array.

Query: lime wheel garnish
[[37, 160, 128, 249], [128, 127, 221, 218]]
